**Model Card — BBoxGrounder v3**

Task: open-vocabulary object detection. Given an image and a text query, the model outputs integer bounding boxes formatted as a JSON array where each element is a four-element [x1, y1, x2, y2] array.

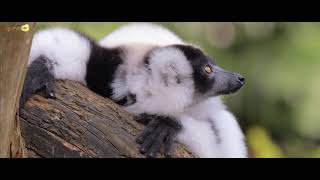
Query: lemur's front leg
[[134, 114, 182, 158]]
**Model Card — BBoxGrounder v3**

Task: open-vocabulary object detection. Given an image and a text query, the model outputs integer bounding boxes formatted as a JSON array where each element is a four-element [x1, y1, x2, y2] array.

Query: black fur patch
[[116, 97, 128, 106], [208, 119, 221, 144], [143, 55, 150, 66], [161, 73, 169, 87], [142, 52, 152, 73], [20, 56, 55, 107], [116, 93, 137, 106], [171, 45, 216, 94], [85, 41, 123, 99], [176, 75, 181, 84]]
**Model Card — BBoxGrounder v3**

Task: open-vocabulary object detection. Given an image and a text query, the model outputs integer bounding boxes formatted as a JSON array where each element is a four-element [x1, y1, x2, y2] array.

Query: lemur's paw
[[136, 116, 182, 158], [39, 81, 56, 99], [20, 56, 56, 108]]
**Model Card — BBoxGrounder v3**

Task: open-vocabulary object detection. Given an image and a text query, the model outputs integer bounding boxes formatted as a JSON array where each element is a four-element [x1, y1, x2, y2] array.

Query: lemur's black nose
[[237, 75, 245, 84]]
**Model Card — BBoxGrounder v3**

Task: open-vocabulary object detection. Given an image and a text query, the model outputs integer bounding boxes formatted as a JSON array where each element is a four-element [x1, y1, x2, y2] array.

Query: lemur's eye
[[204, 65, 213, 75]]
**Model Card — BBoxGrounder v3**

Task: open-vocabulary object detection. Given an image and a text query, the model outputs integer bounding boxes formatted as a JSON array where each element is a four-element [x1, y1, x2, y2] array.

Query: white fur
[[179, 97, 247, 158], [101, 23, 247, 158], [177, 115, 220, 157], [123, 47, 195, 116], [28, 27, 91, 85], [99, 23, 184, 48]]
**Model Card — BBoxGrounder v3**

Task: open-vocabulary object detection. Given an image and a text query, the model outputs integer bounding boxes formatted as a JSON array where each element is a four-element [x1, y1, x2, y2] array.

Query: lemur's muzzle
[[228, 72, 245, 93], [211, 66, 245, 96]]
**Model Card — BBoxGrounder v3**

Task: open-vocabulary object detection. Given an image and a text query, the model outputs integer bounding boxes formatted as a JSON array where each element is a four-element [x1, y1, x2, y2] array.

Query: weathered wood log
[[19, 80, 195, 158], [0, 22, 36, 157]]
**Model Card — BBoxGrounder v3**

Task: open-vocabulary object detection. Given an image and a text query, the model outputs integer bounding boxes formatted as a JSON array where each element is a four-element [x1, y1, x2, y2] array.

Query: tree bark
[[19, 80, 195, 158], [0, 22, 36, 157]]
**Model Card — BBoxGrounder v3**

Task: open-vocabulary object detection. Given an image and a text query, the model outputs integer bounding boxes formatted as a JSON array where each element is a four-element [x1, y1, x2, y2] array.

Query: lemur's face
[[173, 45, 245, 97]]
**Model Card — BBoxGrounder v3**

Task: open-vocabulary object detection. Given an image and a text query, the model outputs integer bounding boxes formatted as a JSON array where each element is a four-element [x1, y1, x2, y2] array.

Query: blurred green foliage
[[36, 22, 320, 158]]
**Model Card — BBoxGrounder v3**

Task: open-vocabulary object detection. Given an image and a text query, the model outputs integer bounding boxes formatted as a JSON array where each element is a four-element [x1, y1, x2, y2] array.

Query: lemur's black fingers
[[43, 88, 56, 99], [146, 126, 169, 158], [134, 113, 154, 125], [164, 128, 180, 158], [44, 80, 56, 99], [37, 84, 56, 100], [136, 119, 159, 144], [145, 140, 160, 158], [139, 135, 155, 154], [164, 129, 178, 158], [139, 120, 164, 154], [40, 87, 56, 99]]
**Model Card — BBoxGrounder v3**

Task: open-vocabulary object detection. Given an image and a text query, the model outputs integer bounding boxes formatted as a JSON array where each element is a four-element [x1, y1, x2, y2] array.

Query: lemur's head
[[147, 44, 245, 98]]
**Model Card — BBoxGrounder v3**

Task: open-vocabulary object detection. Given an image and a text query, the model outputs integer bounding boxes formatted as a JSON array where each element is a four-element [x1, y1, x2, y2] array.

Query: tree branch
[[19, 80, 195, 158]]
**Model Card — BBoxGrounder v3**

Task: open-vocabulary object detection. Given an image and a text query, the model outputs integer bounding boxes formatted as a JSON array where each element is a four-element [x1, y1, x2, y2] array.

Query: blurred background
[[37, 22, 320, 158]]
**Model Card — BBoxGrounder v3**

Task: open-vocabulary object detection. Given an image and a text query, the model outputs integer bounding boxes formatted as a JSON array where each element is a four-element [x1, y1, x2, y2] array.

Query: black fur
[[20, 56, 55, 108], [116, 93, 137, 106], [76, 31, 124, 99], [135, 114, 182, 158], [208, 119, 221, 144], [172, 44, 216, 94], [172, 44, 245, 96], [85, 43, 123, 99]]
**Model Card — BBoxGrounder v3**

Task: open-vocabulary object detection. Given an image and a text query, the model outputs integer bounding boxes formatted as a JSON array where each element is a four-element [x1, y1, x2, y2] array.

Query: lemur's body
[[22, 23, 247, 158]]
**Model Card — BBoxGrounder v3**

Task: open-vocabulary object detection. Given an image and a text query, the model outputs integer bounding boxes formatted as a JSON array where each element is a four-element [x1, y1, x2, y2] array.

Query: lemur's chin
[[226, 82, 245, 95], [208, 81, 245, 97], [229, 85, 244, 94]]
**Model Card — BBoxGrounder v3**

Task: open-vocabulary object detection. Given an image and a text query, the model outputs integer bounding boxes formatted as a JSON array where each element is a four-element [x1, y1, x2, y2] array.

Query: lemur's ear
[[148, 46, 193, 77]]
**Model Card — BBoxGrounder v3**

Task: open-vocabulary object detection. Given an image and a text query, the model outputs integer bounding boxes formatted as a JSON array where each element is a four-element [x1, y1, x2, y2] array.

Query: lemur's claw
[[48, 91, 56, 99], [39, 87, 56, 100], [43, 90, 56, 99], [164, 152, 172, 158], [42, 79, 56, 99], [146, 152, 157, 158]]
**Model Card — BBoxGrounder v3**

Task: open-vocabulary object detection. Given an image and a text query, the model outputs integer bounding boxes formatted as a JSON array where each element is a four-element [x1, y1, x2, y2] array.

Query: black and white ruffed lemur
[[20, 23, 247, 158]]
